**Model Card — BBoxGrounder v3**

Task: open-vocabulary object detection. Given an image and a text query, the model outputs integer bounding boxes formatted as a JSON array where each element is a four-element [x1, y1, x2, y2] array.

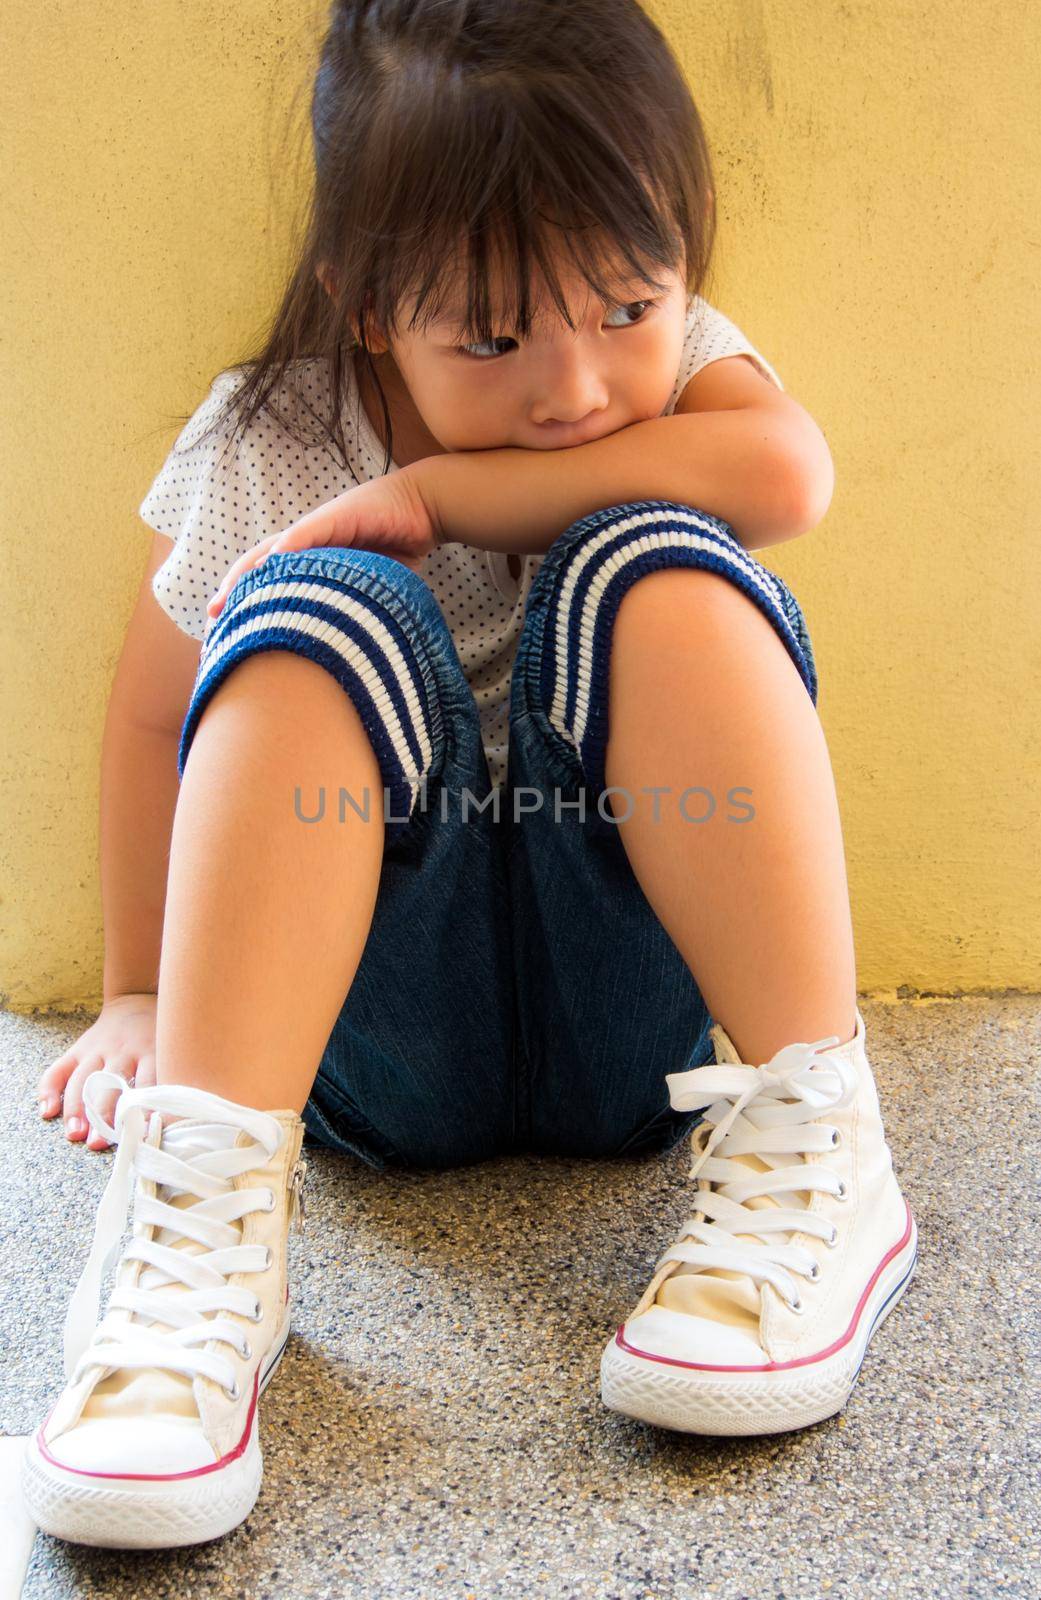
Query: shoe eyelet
[[262, 1245, 273, 1270], [248, 1298, 263, 1322], [807, 1262, 821, 1281], [835, 1180, 848, 1201], [262, 1188, 276, 1212], [787, 1296, 805, 1315], [825, 1227, 839, 1248], [240, 1339, 252, 1361], [830, 1129, 843, 1148], [225, 1376, 241, 1401]]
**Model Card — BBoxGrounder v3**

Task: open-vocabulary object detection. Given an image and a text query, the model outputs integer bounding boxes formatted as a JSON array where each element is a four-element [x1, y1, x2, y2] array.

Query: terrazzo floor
[[1, 997, 1037, 1599]]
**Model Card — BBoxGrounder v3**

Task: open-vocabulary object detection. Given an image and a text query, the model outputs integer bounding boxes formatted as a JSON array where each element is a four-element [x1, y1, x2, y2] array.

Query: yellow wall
[[3, 1, 1038, 1009]]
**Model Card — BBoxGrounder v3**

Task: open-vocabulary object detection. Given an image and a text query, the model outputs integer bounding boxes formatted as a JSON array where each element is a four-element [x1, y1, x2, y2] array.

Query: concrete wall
[[3, 0, 1037, 1006]]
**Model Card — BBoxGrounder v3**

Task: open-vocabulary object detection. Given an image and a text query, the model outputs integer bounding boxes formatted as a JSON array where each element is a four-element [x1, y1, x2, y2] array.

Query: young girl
[[24, 0, 915, 1551]]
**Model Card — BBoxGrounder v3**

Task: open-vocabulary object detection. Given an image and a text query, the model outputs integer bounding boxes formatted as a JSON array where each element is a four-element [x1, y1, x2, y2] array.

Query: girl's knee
[[528, 498, 817, 809], [177, 548, 446, 846], [614, 559, 742, 620]]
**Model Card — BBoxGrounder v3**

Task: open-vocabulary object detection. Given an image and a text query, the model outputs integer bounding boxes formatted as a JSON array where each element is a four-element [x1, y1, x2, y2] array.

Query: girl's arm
[[422, 357, 834, 555], [37, 533, 201, 1140], [99, 718, 182, 1000], [100, 534, 202, 997], [207, 363, 834, 617], [37, 670, 175, 1141]]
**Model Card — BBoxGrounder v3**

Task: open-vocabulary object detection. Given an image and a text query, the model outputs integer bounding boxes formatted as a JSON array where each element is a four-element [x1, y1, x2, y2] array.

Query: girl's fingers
[[209, 530, 330, 615], [210, 561, 248, 612], [270, 531, 309, 556], [83, 1058, 154, 1153], [208, 577, 234, 614], [61, 1053, 105, 1141], [210, 557, 262, 615], [133, 1052, 157, 1088], [83, 1055, 136, 1146], [38, 1041, 157, 1145], [37, 1052, 79, 1117], [211, 529, 337, 619]]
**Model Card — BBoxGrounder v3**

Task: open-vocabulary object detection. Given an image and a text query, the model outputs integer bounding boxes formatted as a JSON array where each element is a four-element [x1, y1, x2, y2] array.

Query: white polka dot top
[[140, 295, 783, 791]]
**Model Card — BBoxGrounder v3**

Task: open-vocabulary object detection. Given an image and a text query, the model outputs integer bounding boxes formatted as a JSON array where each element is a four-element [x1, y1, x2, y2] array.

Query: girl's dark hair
[[188, 0, 717, 478]]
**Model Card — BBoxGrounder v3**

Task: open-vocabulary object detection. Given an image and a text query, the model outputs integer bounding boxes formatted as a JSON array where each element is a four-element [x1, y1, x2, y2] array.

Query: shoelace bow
[[661, 1033, 858, 1309], [62, 1070, 285, 1396]]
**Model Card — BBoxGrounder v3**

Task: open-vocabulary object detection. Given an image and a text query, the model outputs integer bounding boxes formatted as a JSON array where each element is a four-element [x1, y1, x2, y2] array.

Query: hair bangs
[[176, 0, 717, 477], [358, 64, 690, 346]]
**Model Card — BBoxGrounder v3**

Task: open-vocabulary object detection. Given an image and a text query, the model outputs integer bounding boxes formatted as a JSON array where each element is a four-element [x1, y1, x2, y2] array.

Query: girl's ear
[[317, 274, 389, 355], [316, 260, 340, 302], [355, 291, 391, 356]]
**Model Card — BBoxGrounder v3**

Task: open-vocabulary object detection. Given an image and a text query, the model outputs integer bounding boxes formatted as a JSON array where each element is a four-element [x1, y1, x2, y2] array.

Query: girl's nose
[[540, 404, 604, 429], [532, 351, 611, 428]]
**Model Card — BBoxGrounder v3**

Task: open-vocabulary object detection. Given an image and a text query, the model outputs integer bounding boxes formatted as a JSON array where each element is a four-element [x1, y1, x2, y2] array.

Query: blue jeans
[[178, 500, 819, 1172]]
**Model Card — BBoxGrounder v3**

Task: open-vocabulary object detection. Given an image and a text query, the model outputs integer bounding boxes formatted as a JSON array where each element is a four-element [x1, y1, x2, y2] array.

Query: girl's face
[[347, 250, 690, 459]]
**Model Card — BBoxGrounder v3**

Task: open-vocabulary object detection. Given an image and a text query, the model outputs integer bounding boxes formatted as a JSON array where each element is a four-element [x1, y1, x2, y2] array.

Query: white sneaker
[[601, 1008, 916, 1435], [23, 1071, 307, 1548]]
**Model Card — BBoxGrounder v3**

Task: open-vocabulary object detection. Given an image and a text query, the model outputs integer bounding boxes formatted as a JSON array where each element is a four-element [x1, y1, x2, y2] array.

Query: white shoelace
[[661, 1034, 857, 1310], [62, 1071, 285, 1397]]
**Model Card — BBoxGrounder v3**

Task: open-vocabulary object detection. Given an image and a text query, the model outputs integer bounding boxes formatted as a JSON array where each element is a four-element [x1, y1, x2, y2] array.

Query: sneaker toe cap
[[44, 1417, 218, 1477], [619, 1305, 770, 1368]]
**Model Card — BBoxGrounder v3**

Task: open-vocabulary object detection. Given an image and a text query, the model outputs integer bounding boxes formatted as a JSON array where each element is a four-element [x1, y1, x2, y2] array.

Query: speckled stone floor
[[1, 997, 1038, 1600]]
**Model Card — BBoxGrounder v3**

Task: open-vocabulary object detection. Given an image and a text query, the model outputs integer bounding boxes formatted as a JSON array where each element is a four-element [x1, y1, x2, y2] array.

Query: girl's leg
[[25, 645, 370, 1548], [26, 548, 513, 1550], [158, 647, 385, 1111], [170, 544, 514, 1169], [604, 564, 857, 1064], [508, 500, 912, 1439]]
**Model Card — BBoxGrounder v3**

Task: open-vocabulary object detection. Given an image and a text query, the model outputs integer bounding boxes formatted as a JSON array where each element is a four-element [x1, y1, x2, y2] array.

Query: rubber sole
[[21, 1312, 291, 1549], [600, 1215, 917, 1437]]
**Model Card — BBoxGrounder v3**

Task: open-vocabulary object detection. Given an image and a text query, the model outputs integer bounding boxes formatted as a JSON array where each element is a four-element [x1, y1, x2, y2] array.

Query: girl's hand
[[36, 993, 158, 1151], [206, 463, 444, 623]]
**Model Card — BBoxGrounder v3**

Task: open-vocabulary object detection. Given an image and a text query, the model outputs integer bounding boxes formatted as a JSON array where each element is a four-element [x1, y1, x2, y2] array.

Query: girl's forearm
[[423, 410, 828, 556], [99, 713, 181, 1001]]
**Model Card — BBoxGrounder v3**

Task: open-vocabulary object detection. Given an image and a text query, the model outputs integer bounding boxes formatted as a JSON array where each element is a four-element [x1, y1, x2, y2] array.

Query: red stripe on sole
[[616, 1200, 914, 1374], [36, 1370, 261, 1483]]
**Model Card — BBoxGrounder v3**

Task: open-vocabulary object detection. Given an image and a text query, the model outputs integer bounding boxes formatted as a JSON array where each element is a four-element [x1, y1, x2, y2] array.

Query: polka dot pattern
[[139, 295, 782, 790]]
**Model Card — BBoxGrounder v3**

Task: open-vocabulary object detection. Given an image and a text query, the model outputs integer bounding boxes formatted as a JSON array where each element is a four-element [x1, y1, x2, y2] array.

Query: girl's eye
[[456, 300, 657, 360], [603, 298, 656, 328], [458, 336, 517, 360]]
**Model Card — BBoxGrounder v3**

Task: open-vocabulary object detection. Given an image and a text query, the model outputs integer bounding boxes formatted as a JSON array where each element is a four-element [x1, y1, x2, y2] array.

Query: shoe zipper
[[289, 1158, 308, 1233]]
